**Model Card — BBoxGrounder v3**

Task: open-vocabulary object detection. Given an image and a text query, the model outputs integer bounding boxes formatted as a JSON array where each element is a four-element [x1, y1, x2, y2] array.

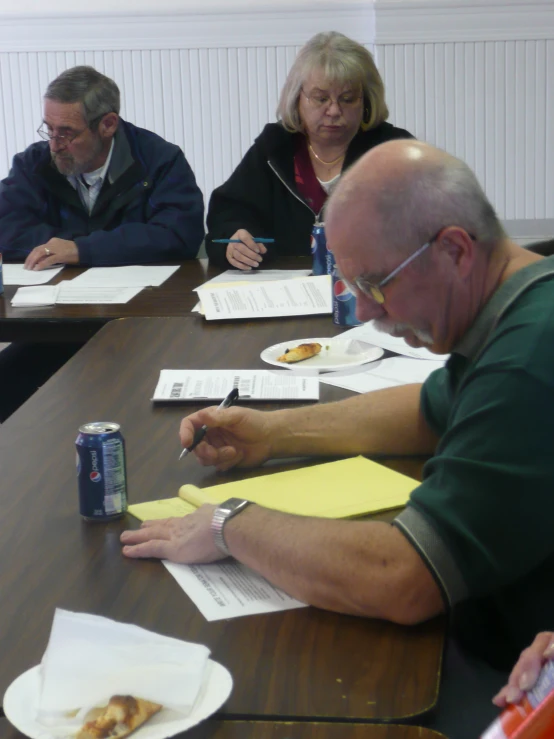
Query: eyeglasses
[[302, 90, 362, 111], [37, 115, 103, 145], [341, 232, 441, 305]]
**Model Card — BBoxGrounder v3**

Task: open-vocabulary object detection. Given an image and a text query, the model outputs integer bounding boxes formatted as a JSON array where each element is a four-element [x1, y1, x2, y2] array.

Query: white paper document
[[11, 284, 143, 306], [164, 560, 307, 621], [342, 322, 450, 361], [196, 269, 312, 290], [56, 284, 143, 304], [152, 370, 320, 401], [320, 356, 446, 394], [69, 265, 179, 287], [197, 275, 332, 320], [2, 264, 64, 285]]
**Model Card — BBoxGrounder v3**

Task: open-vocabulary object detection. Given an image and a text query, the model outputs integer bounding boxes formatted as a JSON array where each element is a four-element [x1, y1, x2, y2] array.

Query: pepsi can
[[332, 267, 361, 326], [75, 422, 128, 521], [311, 220, 327, 276]]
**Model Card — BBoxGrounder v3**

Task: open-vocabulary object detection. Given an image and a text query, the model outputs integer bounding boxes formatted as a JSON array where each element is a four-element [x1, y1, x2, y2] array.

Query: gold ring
[[44, 247, 51, 256]]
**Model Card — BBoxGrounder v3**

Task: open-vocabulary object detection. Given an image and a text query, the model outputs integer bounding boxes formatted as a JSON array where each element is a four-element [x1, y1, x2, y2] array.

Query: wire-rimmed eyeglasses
[[37, 115, 104, 145], [340, 229, 474, 305], [302, 90, 362, 111]]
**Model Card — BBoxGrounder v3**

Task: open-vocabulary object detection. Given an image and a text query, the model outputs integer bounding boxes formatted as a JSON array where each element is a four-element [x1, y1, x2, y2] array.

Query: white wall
[[0, 0, 366, 15], [0, 0, 552, 233]]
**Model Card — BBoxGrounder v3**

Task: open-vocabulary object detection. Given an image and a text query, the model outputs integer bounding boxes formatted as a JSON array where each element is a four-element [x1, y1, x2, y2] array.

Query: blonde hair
[[277, 32, 389, 133]]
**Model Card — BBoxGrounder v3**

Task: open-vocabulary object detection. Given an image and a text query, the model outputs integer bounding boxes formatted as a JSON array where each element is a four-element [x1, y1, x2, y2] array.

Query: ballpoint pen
[[211, 238, 275, 244], [178, 388, 239, 460]]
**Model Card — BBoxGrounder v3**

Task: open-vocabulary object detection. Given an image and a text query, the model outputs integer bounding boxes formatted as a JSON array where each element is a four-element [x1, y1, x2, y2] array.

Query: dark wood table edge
[[207, 719, 448, 736], [0, 716, 449, 738]]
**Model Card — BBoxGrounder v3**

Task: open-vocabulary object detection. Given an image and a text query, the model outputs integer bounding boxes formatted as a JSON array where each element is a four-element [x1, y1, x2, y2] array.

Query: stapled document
[[196, 275, 332, 320], [152, 370, 320, 401]]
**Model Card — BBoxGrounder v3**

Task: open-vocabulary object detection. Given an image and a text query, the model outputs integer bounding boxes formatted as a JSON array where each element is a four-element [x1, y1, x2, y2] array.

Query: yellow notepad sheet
[[179, 456, 416, 518], [128, 497, 197, 521], [128, 456, 418, 522]]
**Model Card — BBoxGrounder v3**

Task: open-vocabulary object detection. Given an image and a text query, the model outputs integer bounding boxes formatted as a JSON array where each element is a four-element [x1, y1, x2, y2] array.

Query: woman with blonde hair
[[206, 31, 413, 269]]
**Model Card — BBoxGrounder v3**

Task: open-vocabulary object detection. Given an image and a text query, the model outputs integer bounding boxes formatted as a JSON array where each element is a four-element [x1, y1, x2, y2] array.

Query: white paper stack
[[10, 286, 60, 306], [11, 284, 143, 305], [37, 609, 211, 734], [55, 284, 143, 304]]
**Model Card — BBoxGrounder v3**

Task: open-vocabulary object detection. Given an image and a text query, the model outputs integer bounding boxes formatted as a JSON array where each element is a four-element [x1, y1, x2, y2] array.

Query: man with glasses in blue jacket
[[0, 65, 204, 420], [0, 65, 203, 268]]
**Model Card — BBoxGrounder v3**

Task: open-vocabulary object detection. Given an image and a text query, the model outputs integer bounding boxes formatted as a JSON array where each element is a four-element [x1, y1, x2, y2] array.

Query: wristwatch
[[211, 498, 252, 557]]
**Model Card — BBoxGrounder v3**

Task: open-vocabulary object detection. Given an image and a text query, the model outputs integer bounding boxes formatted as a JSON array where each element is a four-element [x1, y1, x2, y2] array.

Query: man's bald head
[[326, 140, 504, 259]]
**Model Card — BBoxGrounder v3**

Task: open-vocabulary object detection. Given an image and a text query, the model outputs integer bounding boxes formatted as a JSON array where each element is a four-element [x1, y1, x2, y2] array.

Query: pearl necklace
[[308, 143, 345, 167]]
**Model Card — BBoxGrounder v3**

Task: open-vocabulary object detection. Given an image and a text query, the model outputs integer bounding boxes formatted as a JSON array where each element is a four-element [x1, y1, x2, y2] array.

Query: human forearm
[[267, 384, 438, 459], [225, 505, 444, 623]]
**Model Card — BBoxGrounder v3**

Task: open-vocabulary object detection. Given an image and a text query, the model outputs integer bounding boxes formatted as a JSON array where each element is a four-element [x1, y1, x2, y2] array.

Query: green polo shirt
[[394, 257, 554, 670]]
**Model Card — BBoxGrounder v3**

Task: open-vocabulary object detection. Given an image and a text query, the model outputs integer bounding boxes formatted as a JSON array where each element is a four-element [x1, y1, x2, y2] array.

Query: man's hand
[[225, 229, 267, 270], [180, 405, 275, 471], [121, 504, 224, 563], [493, 631, 554, 706], [24, 238, 79, 270]]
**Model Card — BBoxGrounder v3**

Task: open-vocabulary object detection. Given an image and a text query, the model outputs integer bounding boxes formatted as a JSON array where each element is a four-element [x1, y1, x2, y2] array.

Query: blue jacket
[[0, 120, 204, 265]]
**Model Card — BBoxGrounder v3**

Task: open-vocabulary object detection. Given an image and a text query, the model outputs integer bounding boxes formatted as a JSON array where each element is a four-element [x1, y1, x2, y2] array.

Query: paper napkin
[[37, 609, 211, 732]]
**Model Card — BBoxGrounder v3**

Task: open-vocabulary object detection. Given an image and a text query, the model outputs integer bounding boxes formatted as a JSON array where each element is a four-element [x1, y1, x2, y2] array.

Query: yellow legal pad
[[127, 456, 418, 522]]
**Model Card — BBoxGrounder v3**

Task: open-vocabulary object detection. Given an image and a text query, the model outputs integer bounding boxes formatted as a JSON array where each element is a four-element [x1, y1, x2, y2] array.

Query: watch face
[[222, 498, 249, 514]]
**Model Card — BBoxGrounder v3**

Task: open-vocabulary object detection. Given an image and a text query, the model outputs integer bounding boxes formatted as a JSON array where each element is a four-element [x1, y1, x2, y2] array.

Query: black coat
[[206, 121, 414, 267]]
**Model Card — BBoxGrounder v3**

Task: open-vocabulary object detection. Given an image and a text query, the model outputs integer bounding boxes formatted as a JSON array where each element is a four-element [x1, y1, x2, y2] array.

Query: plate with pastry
[[3, 659, 233, 739], [261, 337, 384, 373]]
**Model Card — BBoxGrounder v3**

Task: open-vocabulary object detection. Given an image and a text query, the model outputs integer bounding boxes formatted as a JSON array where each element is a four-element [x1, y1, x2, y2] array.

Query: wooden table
[[0, 260, 209, 343], [0, 718, 447, 738], [0, 315, 444, 723], [0, 257, 315, 343]]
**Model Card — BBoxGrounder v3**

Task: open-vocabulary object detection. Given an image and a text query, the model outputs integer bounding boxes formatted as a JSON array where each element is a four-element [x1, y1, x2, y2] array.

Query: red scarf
[[293, 135, 328, 217]]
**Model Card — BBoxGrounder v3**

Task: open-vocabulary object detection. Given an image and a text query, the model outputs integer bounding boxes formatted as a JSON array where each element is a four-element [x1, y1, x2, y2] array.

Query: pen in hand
[[179, 388, 240, 461], [212, 238, 275, 244]]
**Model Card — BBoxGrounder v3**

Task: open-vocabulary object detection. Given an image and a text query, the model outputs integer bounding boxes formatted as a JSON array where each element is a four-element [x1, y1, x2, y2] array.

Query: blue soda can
[[311, 220, 327, 276], [332, 266, 361, 326], [75, 422, 128, 521], [0, 253, 4, 295]]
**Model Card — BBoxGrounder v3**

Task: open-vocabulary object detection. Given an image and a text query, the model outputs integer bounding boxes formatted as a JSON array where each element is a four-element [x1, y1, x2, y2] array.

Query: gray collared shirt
[[68, 139, 114, 215]]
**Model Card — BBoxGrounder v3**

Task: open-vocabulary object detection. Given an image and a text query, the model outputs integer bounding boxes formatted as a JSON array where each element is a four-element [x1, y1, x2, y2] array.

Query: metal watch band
[[211, 498, 252, 557]]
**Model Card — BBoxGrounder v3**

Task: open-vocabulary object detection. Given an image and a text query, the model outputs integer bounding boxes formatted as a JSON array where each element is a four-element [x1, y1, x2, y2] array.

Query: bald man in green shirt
[[121, 140, 554, 736]]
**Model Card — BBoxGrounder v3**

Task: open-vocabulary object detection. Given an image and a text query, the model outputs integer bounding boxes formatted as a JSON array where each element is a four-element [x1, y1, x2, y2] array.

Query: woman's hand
[[226, 229, 267, 270], [493, 632, 554, 706]]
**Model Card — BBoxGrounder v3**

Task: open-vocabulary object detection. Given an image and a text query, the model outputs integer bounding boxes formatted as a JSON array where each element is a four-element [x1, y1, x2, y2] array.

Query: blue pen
[[212, 238, 275, 244]]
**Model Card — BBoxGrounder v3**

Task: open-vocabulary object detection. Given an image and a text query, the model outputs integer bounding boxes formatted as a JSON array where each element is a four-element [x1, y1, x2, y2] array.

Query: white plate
[[3, 660, 233, 739], [261, 337, 384, 373]]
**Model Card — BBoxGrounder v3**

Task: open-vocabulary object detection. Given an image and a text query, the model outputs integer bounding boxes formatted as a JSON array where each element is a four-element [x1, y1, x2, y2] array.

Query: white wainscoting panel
[[376, 39, 553, 221], [0, 46, 304, 205], [0, 1, 551, 224]]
